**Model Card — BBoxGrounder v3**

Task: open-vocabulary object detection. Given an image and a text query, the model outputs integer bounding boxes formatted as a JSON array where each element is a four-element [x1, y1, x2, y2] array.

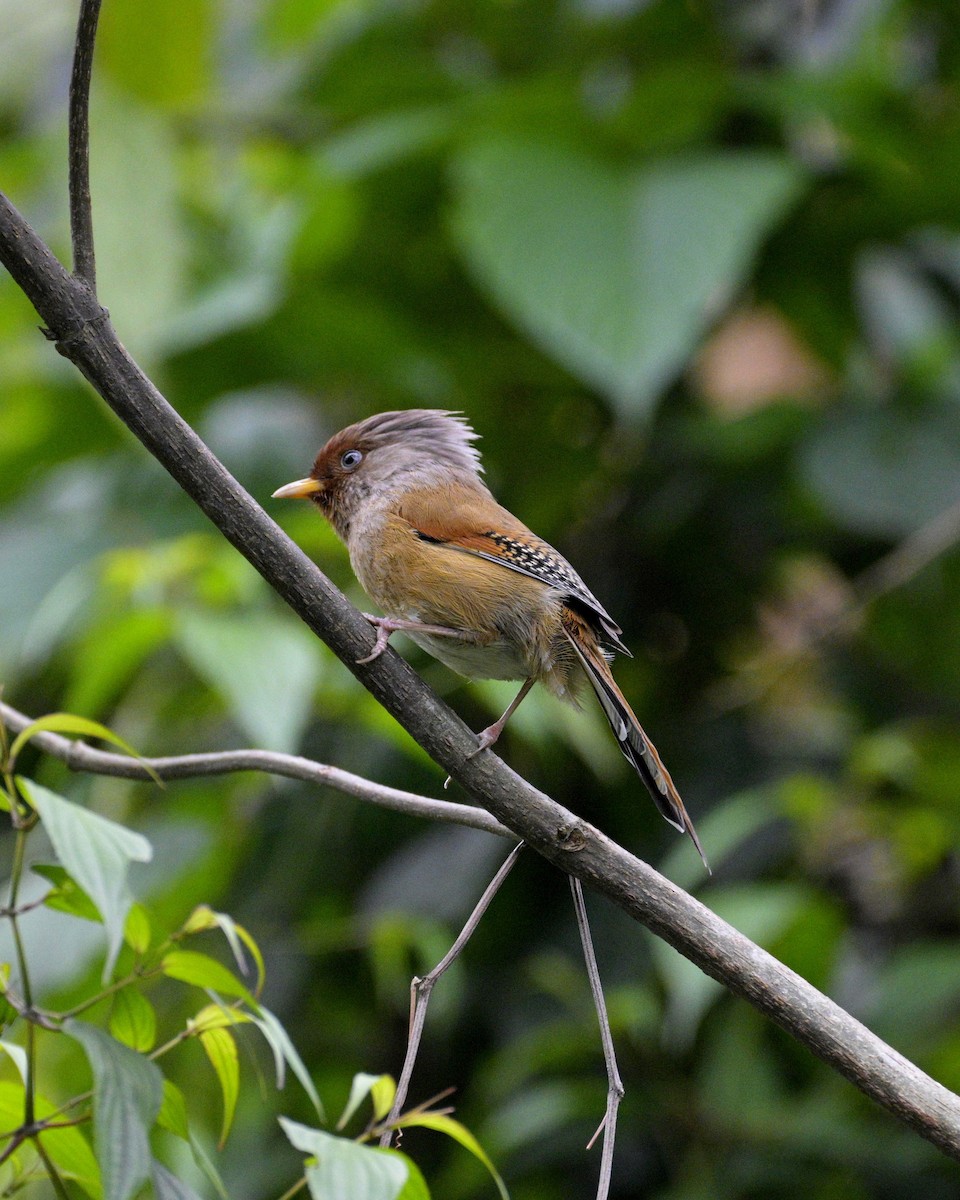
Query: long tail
[[562, 612, 709, 870]]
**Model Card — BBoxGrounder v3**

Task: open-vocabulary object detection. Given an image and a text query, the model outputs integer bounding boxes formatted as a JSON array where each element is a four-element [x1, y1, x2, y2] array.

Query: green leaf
[[190, 1002, 253, 1033], [175, 610, 324, 752], [109, 987, 157, 1053], [0, 1081, 102, 1199], [451, 137, 802, 417], [398, 1113, 508, 1200], [253, 1004, 325, 1121], [8, 713, 158, 783], [65, 1021, 163, 1200], [33, 864, 103, 924], [278, 1120, 415, 1200], [65, 608, 173, 717], [20, 779, 152, 980], [88, 94, 188, 355], [124, 903, 151, 955], [200, 1026, 239, 1147], [157, 1079, 191, 1141], [338, 1073, 396, 1130], [160, 949, 255, 1004]]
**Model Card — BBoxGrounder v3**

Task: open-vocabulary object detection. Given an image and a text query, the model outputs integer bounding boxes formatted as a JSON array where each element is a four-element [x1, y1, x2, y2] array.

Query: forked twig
[[570, 877, 623, 1200], [68, 0, 103, 289], [379, 841, 525, 1147]]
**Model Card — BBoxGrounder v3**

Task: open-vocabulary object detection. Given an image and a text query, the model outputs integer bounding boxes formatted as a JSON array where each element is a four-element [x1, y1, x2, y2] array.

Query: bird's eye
[[340, 449, 363, 470]]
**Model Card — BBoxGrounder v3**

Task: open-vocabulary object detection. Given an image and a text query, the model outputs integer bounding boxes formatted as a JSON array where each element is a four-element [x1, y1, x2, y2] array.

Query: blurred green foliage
[[3, 0, 960, 1195]]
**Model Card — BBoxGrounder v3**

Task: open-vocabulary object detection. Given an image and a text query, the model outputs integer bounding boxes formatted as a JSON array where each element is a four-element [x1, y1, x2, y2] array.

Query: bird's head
[[272, 409, 482, 537]]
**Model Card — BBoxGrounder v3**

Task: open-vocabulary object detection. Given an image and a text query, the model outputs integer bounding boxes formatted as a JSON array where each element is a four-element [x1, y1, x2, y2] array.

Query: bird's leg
[[356, 614, 478, 665], [468, 677, 535, 757]]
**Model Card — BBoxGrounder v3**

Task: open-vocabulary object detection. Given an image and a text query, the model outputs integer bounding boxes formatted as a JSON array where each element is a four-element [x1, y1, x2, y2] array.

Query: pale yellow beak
[[272, 476, 324, 501]]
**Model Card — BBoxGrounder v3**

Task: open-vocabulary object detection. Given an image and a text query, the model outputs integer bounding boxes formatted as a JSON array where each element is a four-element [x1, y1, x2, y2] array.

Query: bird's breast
[[346, 507, 570, 684]]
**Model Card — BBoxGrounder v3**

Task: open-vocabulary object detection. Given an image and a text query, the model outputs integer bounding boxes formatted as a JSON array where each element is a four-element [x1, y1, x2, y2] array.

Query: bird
[[273, 409, 706, 867]]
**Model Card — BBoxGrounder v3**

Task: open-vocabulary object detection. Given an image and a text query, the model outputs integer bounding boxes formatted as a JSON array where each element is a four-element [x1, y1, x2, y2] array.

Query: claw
[[356, 621, 393, 665], [465, 722, 503, 760]]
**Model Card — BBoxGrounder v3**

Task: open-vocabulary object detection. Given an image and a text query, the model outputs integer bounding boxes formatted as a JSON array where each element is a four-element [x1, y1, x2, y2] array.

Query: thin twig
[[570, 878, 623, 1200], [379, 842, 525, 1148], [32, 1136, 70, 1200], [0, 702, 510, 840], [67, 0, 102, 289]]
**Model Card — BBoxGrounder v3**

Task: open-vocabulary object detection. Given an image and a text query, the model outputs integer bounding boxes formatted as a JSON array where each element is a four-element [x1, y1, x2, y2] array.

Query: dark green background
[[3, 0, 960, 1195]]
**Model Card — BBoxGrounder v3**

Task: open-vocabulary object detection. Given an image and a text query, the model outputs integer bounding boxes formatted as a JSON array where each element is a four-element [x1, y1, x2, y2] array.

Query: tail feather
[[562, 614, 709, 871]]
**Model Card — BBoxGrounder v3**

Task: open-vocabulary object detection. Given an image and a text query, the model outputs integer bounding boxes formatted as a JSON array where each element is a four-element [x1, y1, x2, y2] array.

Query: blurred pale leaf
[[89, 91, 186, 357], [253, 1005, 326, 1121], [65, 1022, 163, 1200], [653, 883, 810, 1044], [99, 0, 212, 106], [866, 943, 960, 1048], [150, 1161, 205, 1200], [322, 106, 455, 177], [451, 137, 801, 416], [278, 1120, 417, 1200], [801, 407, 960, 537], [175, 609, 324, 752]]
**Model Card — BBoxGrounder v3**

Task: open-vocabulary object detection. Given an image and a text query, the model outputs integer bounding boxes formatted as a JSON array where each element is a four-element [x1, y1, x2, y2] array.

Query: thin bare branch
[[379, 842, 525, 1147], [68, 0, 102, 289], [0, 702, 510, 839], [570, 878, 623, 1200], [2, 193, 960, 1159]]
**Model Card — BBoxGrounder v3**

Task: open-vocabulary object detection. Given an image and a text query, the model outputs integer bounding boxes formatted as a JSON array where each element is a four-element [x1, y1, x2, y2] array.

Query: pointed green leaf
[[124, 903, 151, 955], [109, 988, 157, 1053], [190, 1003, 253, 1034], [160, 950, 254, 1004], [200, 1026, 239, 1147], [65, 1021, 163, 1200], [337, 1073, 396, 1131], [398, 1113, 508, 1200], [8, 714, 160, 783], [452, 137, 802, 417], [253, 1005, 324, 1120], [20, 780, 152, 980], [157, 1079, 191, 1141], [33, 864, 103, 923], [279, 1120, 414, 1200]]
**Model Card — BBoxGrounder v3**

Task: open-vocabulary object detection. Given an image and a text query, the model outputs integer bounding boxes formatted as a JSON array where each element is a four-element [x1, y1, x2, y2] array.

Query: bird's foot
[[356, 614, 473, 665], [465, 719, 506, 760]]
